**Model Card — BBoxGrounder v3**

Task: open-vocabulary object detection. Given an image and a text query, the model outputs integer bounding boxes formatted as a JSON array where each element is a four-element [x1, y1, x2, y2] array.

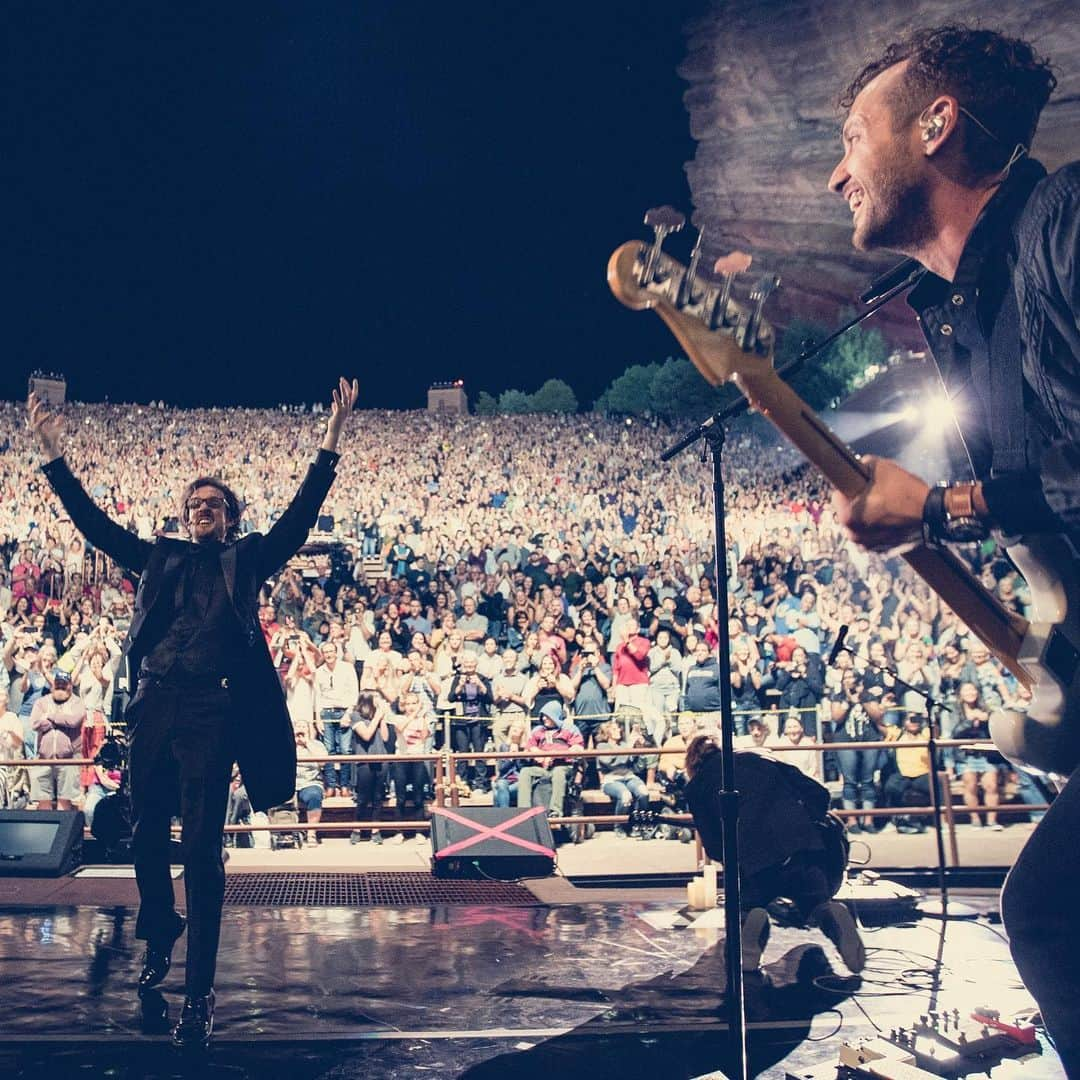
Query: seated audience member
[[349, 692, 392, 845], [225, 767, 253, 848], [882, 713, 934, 834], [684, 735, 864, 974], [83, 742, 122, 829], [660, 714, 696, 786], [517, 701, 584, 820], [29, 669, 85, 811], [0, 713, 30, 810], [770, 711, 822, 780], [492, 717, 530, 809], [595, 718, 650, 838], [737, 715, 772, 750], [293, 726, 325, 846]]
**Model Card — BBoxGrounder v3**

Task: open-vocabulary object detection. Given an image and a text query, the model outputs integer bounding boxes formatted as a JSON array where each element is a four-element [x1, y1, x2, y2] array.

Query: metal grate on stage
[[222, 871, 540, 906]]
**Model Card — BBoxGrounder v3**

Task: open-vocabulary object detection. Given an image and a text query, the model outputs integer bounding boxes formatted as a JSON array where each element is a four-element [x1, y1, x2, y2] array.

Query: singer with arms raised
[[828, 26, 1079, 1071], [28, 377, 358, 1050]]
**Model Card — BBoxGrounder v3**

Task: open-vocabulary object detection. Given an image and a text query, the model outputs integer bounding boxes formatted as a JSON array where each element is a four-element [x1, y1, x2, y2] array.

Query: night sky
[[8, 2, 703, 410]]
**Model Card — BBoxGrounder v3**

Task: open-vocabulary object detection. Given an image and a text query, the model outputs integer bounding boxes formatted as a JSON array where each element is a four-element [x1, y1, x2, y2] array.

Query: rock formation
[[678, 0, 1080, 345]]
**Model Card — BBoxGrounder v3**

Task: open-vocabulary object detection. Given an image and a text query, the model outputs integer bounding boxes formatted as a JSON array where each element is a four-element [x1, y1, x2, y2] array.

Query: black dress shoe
[[172, 989, 215, 1050], [138, 987, 171, 1035], [139, 915, 186, 991]]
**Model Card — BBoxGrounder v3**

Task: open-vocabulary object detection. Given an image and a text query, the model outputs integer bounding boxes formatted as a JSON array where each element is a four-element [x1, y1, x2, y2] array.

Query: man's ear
[[919, 96, 958, 155]]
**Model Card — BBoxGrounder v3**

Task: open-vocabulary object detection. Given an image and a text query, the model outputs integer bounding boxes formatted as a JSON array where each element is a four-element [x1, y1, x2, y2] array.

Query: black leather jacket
[[908, 158, 1080, 545]]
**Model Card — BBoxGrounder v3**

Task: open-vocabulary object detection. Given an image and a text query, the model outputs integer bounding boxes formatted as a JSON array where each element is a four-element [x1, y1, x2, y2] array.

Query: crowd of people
[[0, 399, 1041, 841]]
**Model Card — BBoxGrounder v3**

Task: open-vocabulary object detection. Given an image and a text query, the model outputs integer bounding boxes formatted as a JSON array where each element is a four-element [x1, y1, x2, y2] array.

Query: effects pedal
[[882, 1008, 1040, 1074]]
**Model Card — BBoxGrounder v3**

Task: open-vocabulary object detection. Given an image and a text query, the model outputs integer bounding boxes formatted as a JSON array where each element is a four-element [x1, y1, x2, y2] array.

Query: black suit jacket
[[42, 450, 339, 810]]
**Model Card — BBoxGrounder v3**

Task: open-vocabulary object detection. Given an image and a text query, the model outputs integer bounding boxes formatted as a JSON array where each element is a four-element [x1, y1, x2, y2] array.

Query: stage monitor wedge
[[0, 810, 84, 877], [430, 806, 555, 880]]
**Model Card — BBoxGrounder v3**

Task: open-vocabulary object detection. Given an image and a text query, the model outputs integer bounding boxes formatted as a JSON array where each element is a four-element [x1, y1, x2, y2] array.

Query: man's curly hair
[[179, 475, 244, 542], [839, 25, 1057, 178]]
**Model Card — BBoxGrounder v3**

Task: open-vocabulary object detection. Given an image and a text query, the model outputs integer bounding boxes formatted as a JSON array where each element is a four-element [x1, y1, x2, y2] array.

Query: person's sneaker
[[613, 826, 629, 839], [370, 830, 383, 846], [813, 900, 866, 973], [988, 822, 1005, 832], [349, 831, 363, 845], [741, 908, 771, 972], [968, 819, 984, 829]]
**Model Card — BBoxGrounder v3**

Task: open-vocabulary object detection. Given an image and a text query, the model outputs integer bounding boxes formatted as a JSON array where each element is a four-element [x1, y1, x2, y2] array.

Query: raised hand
[[27, 392, 64, 462], [321, 376, 359, 452]]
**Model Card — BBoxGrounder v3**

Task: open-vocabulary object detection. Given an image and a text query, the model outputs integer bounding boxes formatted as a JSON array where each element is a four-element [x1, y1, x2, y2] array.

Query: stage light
[[926, 393, 957, 429]]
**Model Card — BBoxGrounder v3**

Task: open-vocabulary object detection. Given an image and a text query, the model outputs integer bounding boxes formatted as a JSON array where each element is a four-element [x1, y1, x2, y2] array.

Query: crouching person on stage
[[28, 377, 357, 1050], [683, 735, 865, 975]]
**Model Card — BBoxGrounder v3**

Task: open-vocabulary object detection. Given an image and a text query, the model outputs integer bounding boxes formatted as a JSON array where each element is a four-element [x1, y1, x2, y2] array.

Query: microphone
[[859, 258, 924, 304], [660, 414, 716, 463], [828, 624, 849, 666]]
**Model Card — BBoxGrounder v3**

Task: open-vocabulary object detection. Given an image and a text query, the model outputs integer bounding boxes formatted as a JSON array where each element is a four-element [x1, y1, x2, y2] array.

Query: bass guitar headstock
[[607, 206, 779, 387]]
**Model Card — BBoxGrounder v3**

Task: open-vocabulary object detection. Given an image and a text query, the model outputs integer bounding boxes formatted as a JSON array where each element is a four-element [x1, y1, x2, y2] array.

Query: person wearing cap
[[29, 668, 86, 810], [517, 700, 584, 820]]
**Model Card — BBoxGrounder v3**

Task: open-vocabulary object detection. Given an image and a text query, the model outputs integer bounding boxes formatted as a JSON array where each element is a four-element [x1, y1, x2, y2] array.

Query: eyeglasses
[[186, 496, 226, 512]]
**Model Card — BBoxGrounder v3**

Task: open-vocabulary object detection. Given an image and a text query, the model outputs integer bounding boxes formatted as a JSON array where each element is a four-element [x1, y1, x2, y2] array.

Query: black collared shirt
[[908, 158, 1080, 542], [140, 540, 246, 682]]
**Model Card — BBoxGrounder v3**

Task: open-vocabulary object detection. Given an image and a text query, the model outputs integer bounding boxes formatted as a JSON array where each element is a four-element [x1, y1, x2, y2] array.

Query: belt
[[141, 673, 229, 692]]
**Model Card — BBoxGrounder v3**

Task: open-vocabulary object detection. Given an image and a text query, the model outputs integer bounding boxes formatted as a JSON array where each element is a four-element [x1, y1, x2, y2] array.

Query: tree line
[[471, 318, 889, 418]]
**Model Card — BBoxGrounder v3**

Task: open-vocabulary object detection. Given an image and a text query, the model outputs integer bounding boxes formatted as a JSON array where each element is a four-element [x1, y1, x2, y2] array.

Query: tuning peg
[[709, 251, 752, 330], [644, 206, 686, 232], [639, 206, 686, 286], [678, 229, 704, 307], [743, 273, 781, 352]]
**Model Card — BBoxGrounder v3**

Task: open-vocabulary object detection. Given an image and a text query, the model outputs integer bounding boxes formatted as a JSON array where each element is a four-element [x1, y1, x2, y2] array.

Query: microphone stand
[[661, 407, 749, 1080], [829, 637, 976, 919], [654, 266, 928, 1077]]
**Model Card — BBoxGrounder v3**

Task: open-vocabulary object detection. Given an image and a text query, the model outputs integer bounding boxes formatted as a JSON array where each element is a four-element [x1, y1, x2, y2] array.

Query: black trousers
[[740, 818, 848, 922], [128, 678, 235, 997], [1002, 761, 1080, 1076], [452, 720, 488, 783]]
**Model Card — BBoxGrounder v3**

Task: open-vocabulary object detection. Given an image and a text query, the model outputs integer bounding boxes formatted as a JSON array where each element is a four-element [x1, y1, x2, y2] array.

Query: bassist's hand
[[832, 455, 929, 555]]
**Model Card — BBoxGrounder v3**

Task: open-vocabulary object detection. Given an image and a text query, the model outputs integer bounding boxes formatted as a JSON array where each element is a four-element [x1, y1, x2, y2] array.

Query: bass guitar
[[607, 208, 1079, 776]]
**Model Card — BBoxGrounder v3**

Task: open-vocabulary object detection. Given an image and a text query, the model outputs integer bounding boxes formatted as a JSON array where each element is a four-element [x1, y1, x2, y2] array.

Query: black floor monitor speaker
[[0, 810, 84, 877], [430, 806, 555, 880]]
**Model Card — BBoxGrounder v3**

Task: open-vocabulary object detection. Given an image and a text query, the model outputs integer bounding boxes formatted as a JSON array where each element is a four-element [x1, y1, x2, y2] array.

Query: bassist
[[828, 26, 1079, 1073]]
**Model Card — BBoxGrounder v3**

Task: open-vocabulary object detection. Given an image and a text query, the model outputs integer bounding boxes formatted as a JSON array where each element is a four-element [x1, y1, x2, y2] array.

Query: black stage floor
[[0, 891, 1064, 1079]]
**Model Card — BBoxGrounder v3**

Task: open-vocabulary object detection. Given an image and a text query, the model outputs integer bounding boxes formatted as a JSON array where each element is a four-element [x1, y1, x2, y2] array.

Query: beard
[[852, 154, 933, 253]]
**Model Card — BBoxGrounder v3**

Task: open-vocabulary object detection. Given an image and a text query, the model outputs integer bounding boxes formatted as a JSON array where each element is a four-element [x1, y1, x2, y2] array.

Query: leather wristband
[[922, 482, 990, 545], [922, 484, 948, 545]]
